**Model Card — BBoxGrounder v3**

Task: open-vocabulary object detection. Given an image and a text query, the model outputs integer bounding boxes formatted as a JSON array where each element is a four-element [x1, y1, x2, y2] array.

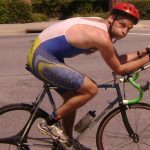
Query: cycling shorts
[[28, 39, 85, 95]]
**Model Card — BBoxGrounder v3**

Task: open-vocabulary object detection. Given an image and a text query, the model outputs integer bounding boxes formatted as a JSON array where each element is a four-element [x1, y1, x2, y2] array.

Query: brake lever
[[141, 81, 150, 91]]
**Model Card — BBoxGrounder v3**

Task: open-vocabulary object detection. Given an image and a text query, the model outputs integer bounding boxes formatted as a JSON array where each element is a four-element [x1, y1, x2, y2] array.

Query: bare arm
[[118, 48, 148, 64], [95, 32, 150, 75]]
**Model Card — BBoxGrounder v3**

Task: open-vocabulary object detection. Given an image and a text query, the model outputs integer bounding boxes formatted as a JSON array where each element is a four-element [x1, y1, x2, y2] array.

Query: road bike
[[0, 63, 150, 150]]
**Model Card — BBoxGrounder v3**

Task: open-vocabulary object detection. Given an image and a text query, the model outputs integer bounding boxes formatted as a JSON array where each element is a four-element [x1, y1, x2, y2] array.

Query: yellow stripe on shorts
[[27, 37, 41, 69], [37, 62, 55, 82]]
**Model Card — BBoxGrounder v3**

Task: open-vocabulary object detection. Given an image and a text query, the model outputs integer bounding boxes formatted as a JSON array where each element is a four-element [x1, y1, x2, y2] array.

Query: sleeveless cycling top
[[27, 17, 108, 68], [39, 17, 107, 42]]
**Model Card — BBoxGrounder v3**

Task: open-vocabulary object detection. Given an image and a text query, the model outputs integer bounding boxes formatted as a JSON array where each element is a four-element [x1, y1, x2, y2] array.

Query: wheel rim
[[97, 104, 150, 150]]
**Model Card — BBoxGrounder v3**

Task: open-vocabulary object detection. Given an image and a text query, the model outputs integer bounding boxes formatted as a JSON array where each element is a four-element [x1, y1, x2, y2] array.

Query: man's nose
[[122, 28, 128, 36]]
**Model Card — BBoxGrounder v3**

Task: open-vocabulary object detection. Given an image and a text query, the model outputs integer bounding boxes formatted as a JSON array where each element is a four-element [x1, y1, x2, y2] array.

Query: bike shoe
[[52, 144, 65, 150], [54, 139, 91, 150], [52, 139, 91, 150], [71, 139, 92, 150], [37, 120, 69, 143]]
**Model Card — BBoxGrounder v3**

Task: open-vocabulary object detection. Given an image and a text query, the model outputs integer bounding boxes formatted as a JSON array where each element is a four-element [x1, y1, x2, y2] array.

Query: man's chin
[[114, 36, 124, 40]]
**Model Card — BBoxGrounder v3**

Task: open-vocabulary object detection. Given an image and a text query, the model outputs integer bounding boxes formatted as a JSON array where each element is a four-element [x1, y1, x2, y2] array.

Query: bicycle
[[0, 63, 150, 150]]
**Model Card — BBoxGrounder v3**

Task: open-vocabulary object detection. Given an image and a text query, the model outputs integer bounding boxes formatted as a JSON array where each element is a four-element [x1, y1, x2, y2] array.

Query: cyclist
[[27, 2, 150, 149]]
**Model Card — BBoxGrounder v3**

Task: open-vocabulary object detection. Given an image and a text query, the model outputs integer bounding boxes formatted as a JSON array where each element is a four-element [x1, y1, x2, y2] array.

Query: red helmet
[[111, 2, 140, 24]]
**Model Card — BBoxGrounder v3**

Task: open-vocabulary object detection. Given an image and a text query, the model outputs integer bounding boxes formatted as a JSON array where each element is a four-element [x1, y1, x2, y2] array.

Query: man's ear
[[107, 15, 115, 23]]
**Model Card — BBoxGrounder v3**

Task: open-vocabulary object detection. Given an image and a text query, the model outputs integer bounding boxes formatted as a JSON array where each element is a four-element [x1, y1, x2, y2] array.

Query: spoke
[[103, 130, 133, 150], [109, 140, 133, 150], [26, 136, 53, 148], [104, 131, 129, 139], [139, 139, 150, 147], [113, 115, 127, 131], [128, 142, 135, 150], [136, 143, 142, 150], [9, 145, 18, 150], [100, 105, 150, 150], [28, 136, 53, 144], [139, 123, 150, 137], [134, 108, 140, 132], [24, 143, 52, 148], [140, 134, 150, 139]]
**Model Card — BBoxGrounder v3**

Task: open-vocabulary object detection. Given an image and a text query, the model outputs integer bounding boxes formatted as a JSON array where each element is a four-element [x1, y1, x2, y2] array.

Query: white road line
[[132, 29, 150, 30], [129, 33, 150, 36]]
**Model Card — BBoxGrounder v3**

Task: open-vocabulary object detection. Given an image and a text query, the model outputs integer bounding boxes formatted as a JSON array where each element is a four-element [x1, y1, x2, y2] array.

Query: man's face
[[110, 15, 134, 40]]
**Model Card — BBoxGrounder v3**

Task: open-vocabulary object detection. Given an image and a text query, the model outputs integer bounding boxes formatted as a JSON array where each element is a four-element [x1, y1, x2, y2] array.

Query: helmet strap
[[108, 14, 118, 43]]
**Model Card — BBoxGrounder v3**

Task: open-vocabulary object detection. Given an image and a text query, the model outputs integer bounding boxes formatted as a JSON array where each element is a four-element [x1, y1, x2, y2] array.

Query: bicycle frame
[[19, 79, 135, 145], [76, 63, 150, 141], [76, 75, 149, 141], [76, 82, 124, 140], [13, 78, 119, 147], [18, 63, 150, 148], [19, 83, 58, 144]]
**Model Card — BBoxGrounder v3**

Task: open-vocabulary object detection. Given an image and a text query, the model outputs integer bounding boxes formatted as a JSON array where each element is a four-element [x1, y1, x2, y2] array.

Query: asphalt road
[[0, 29, 150, 150]]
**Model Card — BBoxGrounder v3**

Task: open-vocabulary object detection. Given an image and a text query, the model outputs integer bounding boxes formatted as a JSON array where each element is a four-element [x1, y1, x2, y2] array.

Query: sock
[[46, 111, 61, 125]]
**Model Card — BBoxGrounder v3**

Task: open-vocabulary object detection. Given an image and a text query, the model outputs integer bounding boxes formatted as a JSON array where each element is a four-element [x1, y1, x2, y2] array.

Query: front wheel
[[96, 103, 150, 150], [0, 103, 55, 150]]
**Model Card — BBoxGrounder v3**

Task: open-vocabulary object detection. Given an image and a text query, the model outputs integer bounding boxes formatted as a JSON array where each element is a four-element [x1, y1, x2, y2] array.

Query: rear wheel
[[96, 103, 150, 150], [0, 103, 55, 150]]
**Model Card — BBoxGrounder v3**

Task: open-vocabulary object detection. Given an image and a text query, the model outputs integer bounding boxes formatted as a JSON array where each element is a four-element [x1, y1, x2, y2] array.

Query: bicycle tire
[[0, 103, 55, 150], [96, 102, 150, 150]]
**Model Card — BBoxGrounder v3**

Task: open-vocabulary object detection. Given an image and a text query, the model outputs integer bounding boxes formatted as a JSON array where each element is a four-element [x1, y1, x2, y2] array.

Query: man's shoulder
[[91, 28, 112, 49], [91, 27, 110, 41]]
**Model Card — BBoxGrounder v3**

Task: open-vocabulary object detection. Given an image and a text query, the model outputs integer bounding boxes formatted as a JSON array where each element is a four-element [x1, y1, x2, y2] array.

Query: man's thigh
[[37, 61, 85, 92]]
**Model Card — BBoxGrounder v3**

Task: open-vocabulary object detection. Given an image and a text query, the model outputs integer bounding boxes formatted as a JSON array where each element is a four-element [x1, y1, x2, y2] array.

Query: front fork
[[120, 105, 139, 143], [115, 82, 139, 143]]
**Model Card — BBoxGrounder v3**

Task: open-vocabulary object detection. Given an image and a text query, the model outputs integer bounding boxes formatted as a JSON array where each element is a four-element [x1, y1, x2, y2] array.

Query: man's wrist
[[147, 52, 150, 61], [146, 45, 150, 54], [137, 51, 142, 58]]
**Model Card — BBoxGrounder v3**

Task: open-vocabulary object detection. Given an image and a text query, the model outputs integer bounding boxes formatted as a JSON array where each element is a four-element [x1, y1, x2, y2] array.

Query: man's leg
[[62, 110, 76, 138], [57, 76, 98, 138], [37, 61, 98, 141], [57, 76, 98, 117], [37, 60, 98, 118], [60, 91, 77, 138]]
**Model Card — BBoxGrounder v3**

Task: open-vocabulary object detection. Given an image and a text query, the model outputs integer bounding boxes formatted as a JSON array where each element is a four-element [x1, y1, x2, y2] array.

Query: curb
[[0, 21, 57, 36], [25, 29, 43, 33], [0, 20, 150, 36]]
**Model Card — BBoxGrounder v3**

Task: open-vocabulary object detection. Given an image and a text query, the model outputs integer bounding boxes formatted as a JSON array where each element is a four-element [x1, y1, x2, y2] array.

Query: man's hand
[[146, 45, 150, 54]]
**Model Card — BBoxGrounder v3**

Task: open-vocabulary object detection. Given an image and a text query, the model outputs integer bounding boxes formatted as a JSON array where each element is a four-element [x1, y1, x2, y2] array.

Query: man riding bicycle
[[27, 2, 150, 150]]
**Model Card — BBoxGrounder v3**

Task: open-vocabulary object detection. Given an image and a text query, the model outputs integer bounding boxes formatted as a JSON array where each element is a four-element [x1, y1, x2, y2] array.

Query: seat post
[[44, 82, 57, 112], [26, 64, 57, 112]]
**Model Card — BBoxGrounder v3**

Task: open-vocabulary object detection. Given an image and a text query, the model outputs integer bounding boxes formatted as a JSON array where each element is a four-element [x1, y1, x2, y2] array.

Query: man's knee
[[78, 77, 98, 97], [87, 82, 98, 97]]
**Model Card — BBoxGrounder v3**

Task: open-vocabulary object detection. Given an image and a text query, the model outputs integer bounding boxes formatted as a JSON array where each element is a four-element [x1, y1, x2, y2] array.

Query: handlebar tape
[[123, 73, 144, 105]]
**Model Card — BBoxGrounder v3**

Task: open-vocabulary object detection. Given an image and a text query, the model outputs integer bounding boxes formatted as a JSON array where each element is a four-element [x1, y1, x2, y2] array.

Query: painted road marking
[[129, 33, 150, 36]]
